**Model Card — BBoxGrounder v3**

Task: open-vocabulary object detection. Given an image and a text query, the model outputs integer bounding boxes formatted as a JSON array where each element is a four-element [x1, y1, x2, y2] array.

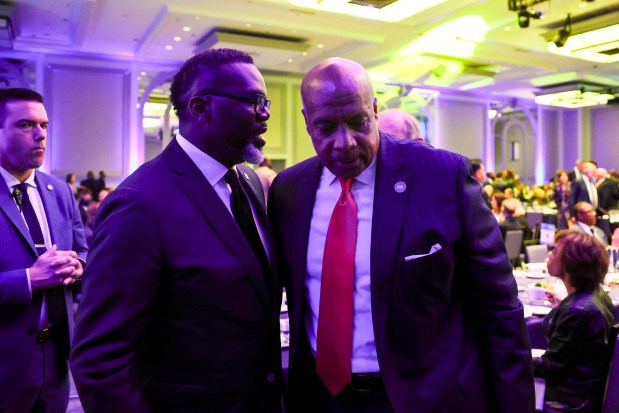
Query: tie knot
[[337, 177, 353, 192], [14, 182, 29, 194], [224, 169, 240, 188]]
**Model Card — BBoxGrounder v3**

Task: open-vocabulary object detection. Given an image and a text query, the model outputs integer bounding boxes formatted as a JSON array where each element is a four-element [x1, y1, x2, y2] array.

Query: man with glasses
[[71, 49, 282, 413]]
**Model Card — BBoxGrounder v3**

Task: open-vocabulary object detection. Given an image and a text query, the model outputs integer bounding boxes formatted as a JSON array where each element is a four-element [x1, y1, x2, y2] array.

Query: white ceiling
[[7, 0, 619, 103]]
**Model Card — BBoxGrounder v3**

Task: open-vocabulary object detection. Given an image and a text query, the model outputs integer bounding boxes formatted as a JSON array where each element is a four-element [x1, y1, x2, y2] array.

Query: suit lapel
[[286, 158, 323, 339], [163, 140, 271, 312], [0, 176, 37, 256], [35, 173, 62, 247], [237, 163, 277, 304], [370, 134, 410, 322]]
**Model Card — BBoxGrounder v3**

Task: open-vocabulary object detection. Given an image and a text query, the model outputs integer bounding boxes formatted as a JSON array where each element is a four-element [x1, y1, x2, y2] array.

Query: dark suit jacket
[[597, 178, 619, 214], [70, 139, 282, 413], [568, 179, 592, 214], [534, 287, 615, 411], [269, 134, 535, 413], [0, 171, 87, 408]]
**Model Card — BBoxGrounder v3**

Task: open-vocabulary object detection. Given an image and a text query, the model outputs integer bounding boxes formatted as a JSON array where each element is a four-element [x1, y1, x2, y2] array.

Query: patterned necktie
[[13, 183, 66, 326], [316, 177, 357, 395], [224, 169, 271, 287]]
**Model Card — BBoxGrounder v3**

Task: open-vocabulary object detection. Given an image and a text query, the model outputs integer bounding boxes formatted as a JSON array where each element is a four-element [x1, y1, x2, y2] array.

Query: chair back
[[504, 229, 524, 264], [526, 244, 548, 264], [601, 324, 619, 413]]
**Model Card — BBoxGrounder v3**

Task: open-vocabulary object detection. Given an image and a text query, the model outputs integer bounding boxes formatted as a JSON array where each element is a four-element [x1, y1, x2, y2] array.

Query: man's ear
[[302, 108, 310, 136], [188, 96, 209, 121]]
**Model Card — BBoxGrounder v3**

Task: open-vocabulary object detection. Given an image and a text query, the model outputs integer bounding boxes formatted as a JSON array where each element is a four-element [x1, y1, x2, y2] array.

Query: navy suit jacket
[[70, 139, 282, 413], [269, 133, 535, 413], [568, 179, 593, 213], [597, 178, 619, 214], [0, 171, 87, 408]]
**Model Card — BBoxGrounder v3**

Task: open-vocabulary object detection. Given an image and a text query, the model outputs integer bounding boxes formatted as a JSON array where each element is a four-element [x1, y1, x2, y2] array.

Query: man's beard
[[242, 142, 265, 165]]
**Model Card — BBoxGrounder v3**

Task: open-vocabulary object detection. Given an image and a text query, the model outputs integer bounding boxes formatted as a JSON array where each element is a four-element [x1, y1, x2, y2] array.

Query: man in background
[[0, 88, 87, 413], [596, 167, 619, 215], [470, 158, 492, 209], [269, 57, 534, 413], [571, 201, 608, 247], [376, 108, 422, 141], [568, 162, 598, 215], [71, 48, 282, 413]]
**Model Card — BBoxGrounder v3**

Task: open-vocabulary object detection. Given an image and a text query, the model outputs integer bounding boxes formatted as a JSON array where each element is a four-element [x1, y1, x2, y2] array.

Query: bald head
[[301, 57, 375, 110], [300, 57, 379, 179], [377, 109, 422, 141]]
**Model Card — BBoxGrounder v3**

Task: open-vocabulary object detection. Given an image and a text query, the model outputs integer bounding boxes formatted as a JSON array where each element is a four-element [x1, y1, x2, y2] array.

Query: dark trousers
[[288, 336, 395, 413], [3, 334, 69, 413]]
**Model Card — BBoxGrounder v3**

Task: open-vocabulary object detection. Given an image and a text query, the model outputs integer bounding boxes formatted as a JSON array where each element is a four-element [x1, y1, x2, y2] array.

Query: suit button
[[266, 372, 275, 382]]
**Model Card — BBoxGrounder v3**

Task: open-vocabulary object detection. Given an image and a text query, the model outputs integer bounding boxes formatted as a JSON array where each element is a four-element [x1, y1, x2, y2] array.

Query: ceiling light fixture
[[547, 22, 619, 63], [552, 13, 571, 47], [534, 81, 616, 108], [287, 0, 447, 23]]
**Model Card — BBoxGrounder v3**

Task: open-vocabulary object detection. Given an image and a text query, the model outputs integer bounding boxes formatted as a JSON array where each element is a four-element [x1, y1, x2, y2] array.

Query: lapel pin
[[394, 181, 406, 193], [46, 184, 53, 190], [243, 172, 250, 180]]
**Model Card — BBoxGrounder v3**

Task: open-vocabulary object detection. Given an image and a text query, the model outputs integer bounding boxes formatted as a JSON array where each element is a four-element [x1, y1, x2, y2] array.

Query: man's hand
[[29, 245, 83, 290]]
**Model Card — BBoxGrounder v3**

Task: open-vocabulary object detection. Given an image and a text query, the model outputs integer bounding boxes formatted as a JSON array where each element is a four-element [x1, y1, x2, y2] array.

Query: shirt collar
[[322, 156, 377, 189], [0, 166, 37, 189], [176, 133, 229, 186], [576, 221, 593, 232]]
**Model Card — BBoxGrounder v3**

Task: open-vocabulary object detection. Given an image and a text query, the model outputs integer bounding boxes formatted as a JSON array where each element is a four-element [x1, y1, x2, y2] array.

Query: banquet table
[[514, 265, 619, 348]]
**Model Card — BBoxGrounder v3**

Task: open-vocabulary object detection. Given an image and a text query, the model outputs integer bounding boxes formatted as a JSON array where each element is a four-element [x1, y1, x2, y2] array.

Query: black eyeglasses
[[195, 90, 271, 114]]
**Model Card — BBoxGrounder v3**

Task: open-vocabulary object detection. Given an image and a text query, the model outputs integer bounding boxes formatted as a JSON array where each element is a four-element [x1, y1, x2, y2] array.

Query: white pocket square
[[404, 243, 442, 261]]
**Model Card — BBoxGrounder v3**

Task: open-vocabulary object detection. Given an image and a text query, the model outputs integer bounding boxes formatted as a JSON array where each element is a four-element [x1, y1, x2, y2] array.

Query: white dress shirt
[[175, 134, 269, 256], [305, 159, 379, 373]]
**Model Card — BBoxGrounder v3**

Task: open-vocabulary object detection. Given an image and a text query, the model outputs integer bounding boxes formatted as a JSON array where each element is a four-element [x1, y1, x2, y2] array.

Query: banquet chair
[[526, 244, 548, 264], [504, 229, 524, 267]]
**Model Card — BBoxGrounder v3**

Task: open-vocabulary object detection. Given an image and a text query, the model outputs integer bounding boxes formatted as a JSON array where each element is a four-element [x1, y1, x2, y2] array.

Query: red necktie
[[316, 177, 357, 395]]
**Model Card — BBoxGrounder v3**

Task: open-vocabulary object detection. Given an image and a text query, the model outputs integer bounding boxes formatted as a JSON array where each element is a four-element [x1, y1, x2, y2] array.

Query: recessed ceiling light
[[288, 58, 293, 63], [174, 36, 181, 42], [166, 45, 172, 50], [317, 44, 324, 48], [245, 23, 251, 27], [302, 52, 308, 56], [140, 71, 147, 76], [183, 26, 191, 32]]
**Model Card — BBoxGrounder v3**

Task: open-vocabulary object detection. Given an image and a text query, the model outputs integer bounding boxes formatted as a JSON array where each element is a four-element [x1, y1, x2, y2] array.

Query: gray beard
[[242, 142, 264, 165]]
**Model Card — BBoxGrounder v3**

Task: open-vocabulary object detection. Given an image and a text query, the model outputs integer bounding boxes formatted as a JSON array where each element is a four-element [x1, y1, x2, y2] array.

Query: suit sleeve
[[455, 157, 535, 413], [70, 188, 159, 413], [0, 269, 31, 305]]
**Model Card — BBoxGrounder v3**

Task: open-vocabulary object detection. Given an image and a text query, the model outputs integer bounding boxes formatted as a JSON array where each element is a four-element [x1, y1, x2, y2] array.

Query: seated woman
[[534, 230, 616, 412]]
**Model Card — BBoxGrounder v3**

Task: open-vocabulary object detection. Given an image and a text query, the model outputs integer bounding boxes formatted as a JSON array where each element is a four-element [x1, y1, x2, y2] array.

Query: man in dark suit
[[0, 88, 87, 413], [470, 158, 492, 209], [566, 159, 584, 182], [70, 49, 282, 413], [269, 58, 535, 413], [596, 167, 619, 215], [568, 161, 597, 214], [571, 201, 608, 247]]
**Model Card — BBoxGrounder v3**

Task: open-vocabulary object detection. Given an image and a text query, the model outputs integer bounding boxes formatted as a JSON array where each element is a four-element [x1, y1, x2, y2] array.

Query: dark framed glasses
[[196, 90, 271, 114]]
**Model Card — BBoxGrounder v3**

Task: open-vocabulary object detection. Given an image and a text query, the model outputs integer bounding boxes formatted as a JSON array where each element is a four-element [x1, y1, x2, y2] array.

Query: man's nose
[[332, 126, 355, 149], [33, 125, 46, 140]]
